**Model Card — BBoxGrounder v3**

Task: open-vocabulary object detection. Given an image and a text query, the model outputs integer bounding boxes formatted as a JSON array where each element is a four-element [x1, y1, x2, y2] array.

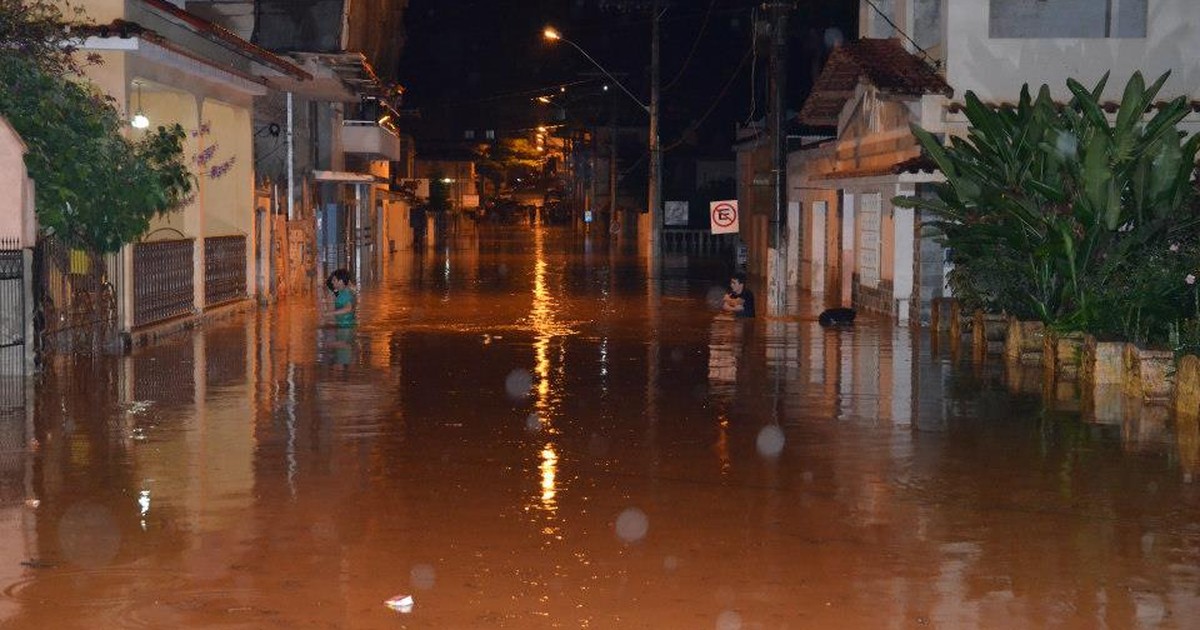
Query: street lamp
[[131, 81, 149, 129], [543, 27, 648, 114], [544, 25, 661, 254]]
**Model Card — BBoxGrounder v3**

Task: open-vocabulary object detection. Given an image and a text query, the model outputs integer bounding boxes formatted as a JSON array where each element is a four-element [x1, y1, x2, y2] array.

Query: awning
[[809, 155, 944, 187], [313, 170, 384, 184]]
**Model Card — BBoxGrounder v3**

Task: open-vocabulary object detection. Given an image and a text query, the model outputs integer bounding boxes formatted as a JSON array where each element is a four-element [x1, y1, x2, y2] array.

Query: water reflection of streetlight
[[540, 445, 558, 505], [529, 221, 563, 526]]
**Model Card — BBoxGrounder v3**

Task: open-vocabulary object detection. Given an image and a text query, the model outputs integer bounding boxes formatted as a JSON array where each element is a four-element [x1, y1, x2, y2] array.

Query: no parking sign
[[709, 200, 739, 235]]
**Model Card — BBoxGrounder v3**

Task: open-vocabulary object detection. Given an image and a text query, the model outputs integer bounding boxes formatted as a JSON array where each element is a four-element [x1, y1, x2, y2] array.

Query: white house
[[791, 0, 1200, 324]]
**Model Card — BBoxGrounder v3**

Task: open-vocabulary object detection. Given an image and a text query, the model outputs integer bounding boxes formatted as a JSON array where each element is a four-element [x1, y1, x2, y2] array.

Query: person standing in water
[[721, 272, 755, 318], [326, 268, 357, 327], [325, 269, 357, 367]]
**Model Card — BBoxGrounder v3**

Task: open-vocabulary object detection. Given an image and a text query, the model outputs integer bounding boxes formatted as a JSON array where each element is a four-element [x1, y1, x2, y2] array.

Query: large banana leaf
[[895, 71, 1199, 342]]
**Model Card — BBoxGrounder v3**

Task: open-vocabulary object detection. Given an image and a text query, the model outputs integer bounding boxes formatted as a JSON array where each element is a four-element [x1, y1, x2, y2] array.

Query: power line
[[661, 0, 718, 93], [742, 4, 760, 124], [664, 40, 753, 152], [862, 0, 939, 67], [414, 78, 602, 109]]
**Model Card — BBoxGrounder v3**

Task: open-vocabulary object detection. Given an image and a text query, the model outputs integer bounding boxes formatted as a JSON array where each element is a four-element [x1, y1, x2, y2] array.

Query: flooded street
[[2, 224, 1200, 629]]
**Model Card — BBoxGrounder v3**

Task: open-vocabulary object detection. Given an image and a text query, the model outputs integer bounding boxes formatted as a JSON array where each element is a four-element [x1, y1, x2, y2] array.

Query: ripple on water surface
[[1, 567, 285, 628]]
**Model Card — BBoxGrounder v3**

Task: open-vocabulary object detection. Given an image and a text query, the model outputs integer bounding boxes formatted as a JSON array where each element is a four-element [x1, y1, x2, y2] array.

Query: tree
[[473, 138, 544, 195], [0, 0, 87, 76], [0, 0, 192, 252]]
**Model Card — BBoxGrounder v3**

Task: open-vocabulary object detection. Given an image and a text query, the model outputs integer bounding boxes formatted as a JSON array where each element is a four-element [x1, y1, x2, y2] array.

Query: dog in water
[[818, 307, 856, 327]]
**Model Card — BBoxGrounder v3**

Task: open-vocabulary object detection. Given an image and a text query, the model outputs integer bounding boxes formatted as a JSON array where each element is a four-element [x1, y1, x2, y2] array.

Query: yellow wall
[[71, 0, 130, 24], [135, 88, 200, 241]]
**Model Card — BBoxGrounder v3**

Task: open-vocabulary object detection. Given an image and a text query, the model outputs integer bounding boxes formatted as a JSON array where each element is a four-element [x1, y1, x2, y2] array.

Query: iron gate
[[33, 238, 119, 355], [0, 240, 25, 379]]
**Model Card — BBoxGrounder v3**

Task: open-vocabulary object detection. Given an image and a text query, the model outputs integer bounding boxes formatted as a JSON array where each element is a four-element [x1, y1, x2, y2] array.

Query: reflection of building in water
[[0, 380, 32, 623], [1178, 413, 1200, 482], [824, 325, 913, 426], [707, 318, 743, 402], [913, 330, 957, 431]]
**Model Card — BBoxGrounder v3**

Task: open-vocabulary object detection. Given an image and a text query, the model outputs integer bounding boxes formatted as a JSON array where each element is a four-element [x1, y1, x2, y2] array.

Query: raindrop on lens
[[716, 610, 743, 630], [505, 369, 534, 399], [498, 263, 509, 278], [525, 412, 542, 433], [756, 425, 785, 458], [410, 564, 436, 590], [615, 508, 649, 543], [663, 555, 679, 571]]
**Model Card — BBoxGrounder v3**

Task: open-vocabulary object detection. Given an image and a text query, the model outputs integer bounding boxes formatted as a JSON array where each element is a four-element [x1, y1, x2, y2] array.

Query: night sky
[[398, 0, 858, 157]]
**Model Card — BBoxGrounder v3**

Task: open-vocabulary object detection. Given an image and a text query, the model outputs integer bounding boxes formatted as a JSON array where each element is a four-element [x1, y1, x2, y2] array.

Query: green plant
[[0, 0, 88, 76], [896, 72, 1200, 344]]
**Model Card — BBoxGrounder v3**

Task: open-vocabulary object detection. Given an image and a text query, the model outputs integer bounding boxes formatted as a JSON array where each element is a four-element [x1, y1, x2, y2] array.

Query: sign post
[[709, 200, 739, 235]]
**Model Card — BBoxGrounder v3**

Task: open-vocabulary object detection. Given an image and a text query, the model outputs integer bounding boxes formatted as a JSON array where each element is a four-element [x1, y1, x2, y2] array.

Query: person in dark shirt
[[721, 272, 755, 317]]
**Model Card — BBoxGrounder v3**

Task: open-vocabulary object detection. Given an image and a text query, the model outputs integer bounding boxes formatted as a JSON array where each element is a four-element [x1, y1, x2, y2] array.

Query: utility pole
[[765, 1, 790, 314], [646, 0, 662, 261]]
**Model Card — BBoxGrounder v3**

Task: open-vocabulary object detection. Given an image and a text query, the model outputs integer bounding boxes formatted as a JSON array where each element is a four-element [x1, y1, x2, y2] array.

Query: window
[[464, 129, 475, 140], [485, 129, 496, 140], [867, 0, 897, 39], [989, 0, 1146, 38], [913, 0, 941, 50]]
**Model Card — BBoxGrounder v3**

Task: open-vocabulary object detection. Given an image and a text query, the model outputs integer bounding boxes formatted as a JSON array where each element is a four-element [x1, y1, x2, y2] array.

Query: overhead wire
[[742, 4, 759, 124], [414, 78, 600, 109], [862, 0, 939, 67], [664, 40, 753, 152], [661, 0, 718, 93]]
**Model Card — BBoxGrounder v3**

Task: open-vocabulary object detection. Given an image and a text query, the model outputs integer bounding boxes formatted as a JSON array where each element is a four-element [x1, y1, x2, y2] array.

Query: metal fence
[[0, 241, 24, 393], [0, 243, 23, 353], [0, 241, 26, 468], [33, 237, 119, 354], [204, 236, 246, 306], [661, 229, 735, 255], [133, 239, 194, 327]]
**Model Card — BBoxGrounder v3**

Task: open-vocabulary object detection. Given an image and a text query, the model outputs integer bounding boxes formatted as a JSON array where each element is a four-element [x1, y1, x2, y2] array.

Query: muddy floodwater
[[1, 224, 1199, 629]]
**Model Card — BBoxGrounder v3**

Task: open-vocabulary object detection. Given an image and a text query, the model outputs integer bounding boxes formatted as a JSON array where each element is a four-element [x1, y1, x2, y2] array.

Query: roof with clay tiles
[[799, 38, 951, 126]]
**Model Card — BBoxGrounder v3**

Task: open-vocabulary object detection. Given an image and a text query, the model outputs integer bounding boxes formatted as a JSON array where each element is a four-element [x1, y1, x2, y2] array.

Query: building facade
[[791, 0, 1200, 324], [74, 0, 311, 339]]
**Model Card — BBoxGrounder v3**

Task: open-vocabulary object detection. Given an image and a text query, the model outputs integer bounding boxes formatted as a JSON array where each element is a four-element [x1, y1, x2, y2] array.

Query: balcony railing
[[342, 121, 402, 161]]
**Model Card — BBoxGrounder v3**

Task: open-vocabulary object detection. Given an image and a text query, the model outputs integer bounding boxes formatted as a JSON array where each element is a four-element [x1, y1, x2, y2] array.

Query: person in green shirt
[[326, 268, 357, 328], [324, 269, 357, 367]]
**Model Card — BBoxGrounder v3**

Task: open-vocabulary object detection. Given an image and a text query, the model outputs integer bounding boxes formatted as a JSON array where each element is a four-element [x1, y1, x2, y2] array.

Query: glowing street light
[[542, 26, 648, 113]]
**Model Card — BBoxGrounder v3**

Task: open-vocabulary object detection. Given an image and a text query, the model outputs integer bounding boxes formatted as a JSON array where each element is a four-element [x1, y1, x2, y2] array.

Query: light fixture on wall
[[131, 82, 149, 129]]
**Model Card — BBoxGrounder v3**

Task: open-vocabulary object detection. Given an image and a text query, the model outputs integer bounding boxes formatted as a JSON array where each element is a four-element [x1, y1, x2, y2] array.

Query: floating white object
[[384, 594, 414, 613]]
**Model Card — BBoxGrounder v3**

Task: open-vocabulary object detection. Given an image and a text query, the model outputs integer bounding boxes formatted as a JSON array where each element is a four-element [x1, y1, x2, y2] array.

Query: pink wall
[[0, 117, 36, 248]]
